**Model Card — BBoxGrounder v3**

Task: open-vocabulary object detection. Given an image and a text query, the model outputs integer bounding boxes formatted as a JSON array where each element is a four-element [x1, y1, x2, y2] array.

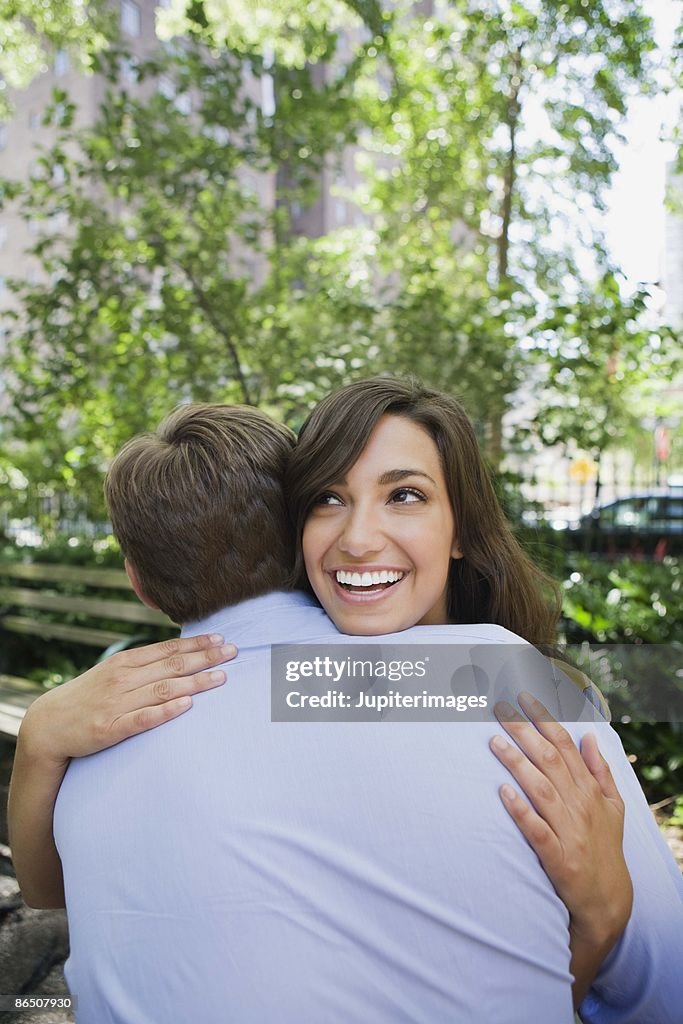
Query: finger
[[498, 783, 564, 874], [516, 692, 590, 788], [120, 642, 237, 690], [490, 734, 569, 833], [109, 695, 196, 744], [143, 668, 227, 708], [580, 733, 623, 806], [494, 701, 576, 794], [121, 634, 226, 668]]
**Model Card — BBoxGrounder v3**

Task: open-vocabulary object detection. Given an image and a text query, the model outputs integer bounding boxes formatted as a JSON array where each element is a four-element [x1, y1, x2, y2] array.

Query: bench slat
[[0, 563, 131, 589], [0, 563, 177, 740], [1, 615, 129, 647], [0, 708, 24, 738], [0, 673, 45, 694], [0, 676, 45, 738], [0, 586, 170, 626]]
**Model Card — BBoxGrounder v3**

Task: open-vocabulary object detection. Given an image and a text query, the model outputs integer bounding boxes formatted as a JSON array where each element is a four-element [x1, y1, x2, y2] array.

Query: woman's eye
[[390, 487, 426, 504], [312, 492, 344, 507]]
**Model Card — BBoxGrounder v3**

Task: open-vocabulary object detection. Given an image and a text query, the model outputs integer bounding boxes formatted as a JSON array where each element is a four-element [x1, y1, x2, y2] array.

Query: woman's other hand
[[489, 693, 633, 1006], [20, 633, 236, 765]]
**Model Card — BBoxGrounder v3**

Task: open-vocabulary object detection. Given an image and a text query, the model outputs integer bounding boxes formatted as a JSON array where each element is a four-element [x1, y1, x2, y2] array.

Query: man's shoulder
[[383, 623, 529, 645]]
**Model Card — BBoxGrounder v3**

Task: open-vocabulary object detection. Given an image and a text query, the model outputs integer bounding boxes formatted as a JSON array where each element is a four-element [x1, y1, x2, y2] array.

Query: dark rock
[[0, 877, 72, 1024]]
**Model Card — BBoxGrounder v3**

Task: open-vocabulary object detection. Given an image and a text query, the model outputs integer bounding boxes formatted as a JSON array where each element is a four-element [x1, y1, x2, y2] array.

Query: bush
[[560, 557, 681, 644], [0, 532, 123, 569], [557, 555, 682, 815]]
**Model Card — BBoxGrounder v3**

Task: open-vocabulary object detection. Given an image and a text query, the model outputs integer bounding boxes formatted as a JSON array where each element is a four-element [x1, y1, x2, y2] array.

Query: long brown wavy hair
[[286, 376, 561, 647]]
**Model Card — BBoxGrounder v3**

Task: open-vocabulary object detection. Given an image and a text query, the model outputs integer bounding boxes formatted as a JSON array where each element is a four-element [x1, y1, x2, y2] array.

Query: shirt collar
[[181, 589, 333, 650]]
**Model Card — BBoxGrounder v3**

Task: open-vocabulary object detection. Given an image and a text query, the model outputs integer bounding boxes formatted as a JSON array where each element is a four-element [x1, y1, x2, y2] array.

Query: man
[[10, 404, 683, 1023]]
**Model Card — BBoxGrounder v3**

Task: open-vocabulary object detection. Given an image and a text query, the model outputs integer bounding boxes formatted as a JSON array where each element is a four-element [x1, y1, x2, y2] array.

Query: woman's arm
[[489, 693, 633, 1010], [8, 634, 235, 908]]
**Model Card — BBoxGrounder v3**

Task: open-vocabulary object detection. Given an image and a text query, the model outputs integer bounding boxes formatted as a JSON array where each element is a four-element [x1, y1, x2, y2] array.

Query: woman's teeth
[[335, 570, 404, 587]]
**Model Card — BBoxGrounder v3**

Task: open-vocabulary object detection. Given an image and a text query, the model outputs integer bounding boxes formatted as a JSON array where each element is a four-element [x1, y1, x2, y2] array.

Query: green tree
[[528, 273, 681, 504], [1, 0, 676, 519], [349, 0, 660, 461], [0, 37, 382, 513]]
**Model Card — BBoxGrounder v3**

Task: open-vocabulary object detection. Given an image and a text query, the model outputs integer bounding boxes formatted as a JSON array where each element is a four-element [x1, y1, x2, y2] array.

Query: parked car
[[565, 492, 683, 556]]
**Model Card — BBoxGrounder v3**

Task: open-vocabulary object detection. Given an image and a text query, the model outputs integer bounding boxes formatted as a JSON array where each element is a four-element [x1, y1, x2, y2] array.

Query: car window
[[649, 497, 683, 532], [586, 494, 683, 533], [611, 500, 646, 527]]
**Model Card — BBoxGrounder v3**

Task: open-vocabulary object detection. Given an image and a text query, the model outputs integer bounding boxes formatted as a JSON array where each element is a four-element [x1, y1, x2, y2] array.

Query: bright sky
[[603, 0, 681, 287]]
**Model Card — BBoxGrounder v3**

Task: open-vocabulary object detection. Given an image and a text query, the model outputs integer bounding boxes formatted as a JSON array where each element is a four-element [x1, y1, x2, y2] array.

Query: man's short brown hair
[[104, 404, 295, 623]]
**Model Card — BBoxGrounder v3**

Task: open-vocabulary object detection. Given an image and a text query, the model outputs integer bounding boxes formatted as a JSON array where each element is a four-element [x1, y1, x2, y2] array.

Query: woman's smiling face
[[302, 415, 462, 635]]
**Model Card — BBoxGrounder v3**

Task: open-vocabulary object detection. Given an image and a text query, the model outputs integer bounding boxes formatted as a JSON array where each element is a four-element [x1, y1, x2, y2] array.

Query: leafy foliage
[[559, 555, 683, 809], [0, 0, 678, 514], [0, 0, 110, 115], [561, 557, 682, 645]]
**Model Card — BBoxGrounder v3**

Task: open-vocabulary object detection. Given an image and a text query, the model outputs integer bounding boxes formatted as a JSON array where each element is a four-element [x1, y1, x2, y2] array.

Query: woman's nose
[[337, 506, 385, 558]]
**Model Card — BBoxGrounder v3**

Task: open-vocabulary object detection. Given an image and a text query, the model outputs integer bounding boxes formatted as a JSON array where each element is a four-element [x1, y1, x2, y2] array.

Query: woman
[[287, 376, 630, 1005], [9, 377, 632, 1009]]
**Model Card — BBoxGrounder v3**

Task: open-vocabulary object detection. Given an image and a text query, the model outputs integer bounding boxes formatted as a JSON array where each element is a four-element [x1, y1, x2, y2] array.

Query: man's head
[[104, 404, 295, 623]]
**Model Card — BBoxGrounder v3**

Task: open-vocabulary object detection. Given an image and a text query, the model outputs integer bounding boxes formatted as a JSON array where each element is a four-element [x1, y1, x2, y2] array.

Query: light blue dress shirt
[[54, 591, 683, 1023]]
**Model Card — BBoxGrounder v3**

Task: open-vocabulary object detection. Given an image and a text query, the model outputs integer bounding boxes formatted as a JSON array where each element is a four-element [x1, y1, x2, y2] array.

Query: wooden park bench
[[0, 561, 176, 739]]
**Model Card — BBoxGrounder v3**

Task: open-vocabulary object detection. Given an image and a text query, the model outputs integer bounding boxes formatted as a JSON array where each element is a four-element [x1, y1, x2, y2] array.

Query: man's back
[[54, 592, 581, 1023]]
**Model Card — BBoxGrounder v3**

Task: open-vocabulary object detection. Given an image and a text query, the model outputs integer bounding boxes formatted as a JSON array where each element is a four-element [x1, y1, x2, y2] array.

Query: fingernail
[[220, 644, 237, 658], [177, 696, 192, 708], [495, 701, 516, 720], [208, 634, 224, 644], [491, 735, 509, 753], [500, 784, 516, 801], [209, 670, 226, 682], [518, 691, 535, 706]]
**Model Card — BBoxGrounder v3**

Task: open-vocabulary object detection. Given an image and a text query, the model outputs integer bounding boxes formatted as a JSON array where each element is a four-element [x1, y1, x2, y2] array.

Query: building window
[[0, 124, 6, 151], [29, 111, 41, 130], [54, 50, 70, 76], [261, 74, 275, 117], [50, 211, 69, 235], [52, 102, 67, 126], [120, 57, 138, 85], [158, 75, 175, 101], [174, 92, 192, 116], [205, 125, 231, 146], [0, 225, 7, 249], [121, 0, 141, 37]]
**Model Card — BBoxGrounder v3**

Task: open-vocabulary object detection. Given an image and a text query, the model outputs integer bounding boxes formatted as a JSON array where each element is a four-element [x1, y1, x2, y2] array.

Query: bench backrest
[[0, 562, 172, 641], [0, 561, 177, 738]]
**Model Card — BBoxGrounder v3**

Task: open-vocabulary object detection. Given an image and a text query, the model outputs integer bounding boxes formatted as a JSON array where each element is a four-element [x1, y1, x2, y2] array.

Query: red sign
[[655, 426, 670, 462]]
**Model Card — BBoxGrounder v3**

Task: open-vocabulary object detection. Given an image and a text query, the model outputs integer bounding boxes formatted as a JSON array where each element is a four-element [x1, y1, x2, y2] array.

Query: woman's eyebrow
[[378, 469, 436, 486]]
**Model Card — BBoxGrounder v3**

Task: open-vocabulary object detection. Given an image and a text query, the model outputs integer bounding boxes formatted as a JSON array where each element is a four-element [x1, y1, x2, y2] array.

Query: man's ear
[[124, 558, 160, 610]]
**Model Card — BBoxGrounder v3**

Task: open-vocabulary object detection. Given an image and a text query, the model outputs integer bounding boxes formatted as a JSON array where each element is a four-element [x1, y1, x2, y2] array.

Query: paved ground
[[0, 871, 72, 1024]]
